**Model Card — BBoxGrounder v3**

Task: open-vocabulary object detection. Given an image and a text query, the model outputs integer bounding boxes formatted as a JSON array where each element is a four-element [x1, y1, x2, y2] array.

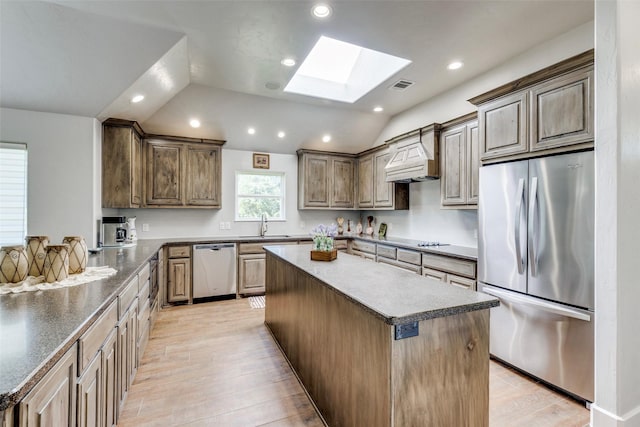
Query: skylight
[[284, 36, 411, 103]]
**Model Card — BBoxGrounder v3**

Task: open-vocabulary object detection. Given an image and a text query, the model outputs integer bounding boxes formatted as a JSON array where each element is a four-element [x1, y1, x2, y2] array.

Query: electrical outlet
[[219, 222, 225, 230], [225, 222, 231, 230], [300, 221, 306, 229], [142, 223, 149, 232], [474, 229, 478, 239]]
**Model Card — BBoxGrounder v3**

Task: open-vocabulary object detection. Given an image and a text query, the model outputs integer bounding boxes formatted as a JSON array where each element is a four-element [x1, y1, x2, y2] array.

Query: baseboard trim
[[591, 402, 640, 427]]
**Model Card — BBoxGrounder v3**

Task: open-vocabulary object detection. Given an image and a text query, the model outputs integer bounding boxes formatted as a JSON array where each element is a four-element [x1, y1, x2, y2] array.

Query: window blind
[[0, 142, 28, 246]]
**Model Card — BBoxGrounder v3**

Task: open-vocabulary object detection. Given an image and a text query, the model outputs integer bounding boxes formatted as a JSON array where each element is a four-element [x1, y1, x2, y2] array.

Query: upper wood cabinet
[[470, 50, 594, 164], [102, 119, 225, 209], [102, 119, 143, 208], [297, 150, 356, 209], [144, 138, 223, 208], [440, 114, 479, 208], [357, 146, 409, 210]]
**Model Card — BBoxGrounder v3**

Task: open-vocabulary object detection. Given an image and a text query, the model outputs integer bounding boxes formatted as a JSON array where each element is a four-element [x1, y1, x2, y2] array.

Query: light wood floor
[[118, 299, 590, 427]]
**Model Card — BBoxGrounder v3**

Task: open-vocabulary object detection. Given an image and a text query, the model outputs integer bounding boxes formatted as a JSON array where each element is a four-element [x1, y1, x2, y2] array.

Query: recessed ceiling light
[[281, 58, 296, 67], [312, 4, 332, 18], [322, 134, 331, 143], [284, 36, 411, 103], [277, 131, 286, 138], [131, 94, 144, 103], [373, 106, 384, 113], [189, 119, 200, 128], [447, 61, 464, 70], [248, 127, 256, 135]]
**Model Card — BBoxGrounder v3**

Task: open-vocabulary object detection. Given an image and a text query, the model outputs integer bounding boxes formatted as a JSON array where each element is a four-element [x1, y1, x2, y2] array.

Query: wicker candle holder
[[25, 235, 49, 277], [63, 236, 88, 274], [44, 244, 70, 283], [0, 246, 29, 283]]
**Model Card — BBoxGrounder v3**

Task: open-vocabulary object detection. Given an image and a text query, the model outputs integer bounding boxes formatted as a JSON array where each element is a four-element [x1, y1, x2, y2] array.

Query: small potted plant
[[310, 223, 338, 261]]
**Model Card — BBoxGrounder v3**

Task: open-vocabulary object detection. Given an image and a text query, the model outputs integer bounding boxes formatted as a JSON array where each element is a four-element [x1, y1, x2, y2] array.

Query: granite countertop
[[0, 233, 477, 410], [351, 235, 478, 261], [0, 240, 163, 410], [264, 244, 496, 326]]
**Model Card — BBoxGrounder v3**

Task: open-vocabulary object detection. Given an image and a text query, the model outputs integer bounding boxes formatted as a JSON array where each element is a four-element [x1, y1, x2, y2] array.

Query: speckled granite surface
[[0, 233, 477, 411], [351, 235, 478, 260], [0, 240, 166, 410], [265, 244, 496, 326]]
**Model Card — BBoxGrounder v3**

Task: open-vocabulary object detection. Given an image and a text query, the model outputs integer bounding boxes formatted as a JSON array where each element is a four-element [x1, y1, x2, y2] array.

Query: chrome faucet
[[260, 213, 268, 237]]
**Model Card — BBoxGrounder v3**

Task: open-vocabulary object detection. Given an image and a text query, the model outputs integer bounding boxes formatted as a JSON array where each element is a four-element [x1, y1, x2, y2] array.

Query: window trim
[[235, 170, 286, 222], [0, 142, 28, 246]]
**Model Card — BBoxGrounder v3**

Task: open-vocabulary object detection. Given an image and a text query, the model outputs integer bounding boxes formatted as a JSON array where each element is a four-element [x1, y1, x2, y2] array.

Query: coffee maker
[[101, 216, 128, 247]]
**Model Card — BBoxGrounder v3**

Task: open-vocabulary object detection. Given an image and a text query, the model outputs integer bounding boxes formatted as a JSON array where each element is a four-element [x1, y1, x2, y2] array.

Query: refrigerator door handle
[[528, 177, 539, 276], [514, 178, 526, 274], [481, 286, 591, 322]]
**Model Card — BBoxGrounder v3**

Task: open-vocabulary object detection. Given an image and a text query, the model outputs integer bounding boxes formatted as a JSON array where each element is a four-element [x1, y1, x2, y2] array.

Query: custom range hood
[[384, 123, 441, 182]]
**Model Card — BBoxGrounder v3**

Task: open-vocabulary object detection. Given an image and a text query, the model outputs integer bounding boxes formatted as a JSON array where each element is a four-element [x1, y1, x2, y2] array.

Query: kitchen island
[[264, 244, 498, 427]]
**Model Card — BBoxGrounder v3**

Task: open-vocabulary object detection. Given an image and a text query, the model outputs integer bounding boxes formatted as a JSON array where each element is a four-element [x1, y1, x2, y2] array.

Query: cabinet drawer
[[350, 250, 376, 261], [397, 248, 421, 266], [422, 254, 476, 279], [78, 300, 117, 374], [138, 280, 150, 312], [118, 276, 139, 319], [447, 274, 476, 291], [334, 239, 348, 250], [350, 240, 376, 254], [239, 241, 296, 254], [377, 257, 421, 274], [167, 245, 190, 258], [422, 267, 448, 283], [138, 263, 150, 289], [376, 244, 396, 260]]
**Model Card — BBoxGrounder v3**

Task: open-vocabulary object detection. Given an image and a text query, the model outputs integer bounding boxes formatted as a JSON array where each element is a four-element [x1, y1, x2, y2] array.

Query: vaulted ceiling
[[0, 0, 593, 153]]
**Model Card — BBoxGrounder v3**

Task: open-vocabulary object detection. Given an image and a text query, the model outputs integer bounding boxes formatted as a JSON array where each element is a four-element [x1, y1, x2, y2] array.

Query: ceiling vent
[[390, 79, 415, 90]]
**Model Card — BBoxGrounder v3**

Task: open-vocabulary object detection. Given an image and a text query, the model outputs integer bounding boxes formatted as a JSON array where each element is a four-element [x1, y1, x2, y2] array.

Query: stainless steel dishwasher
[[192, 243, 237, 298]]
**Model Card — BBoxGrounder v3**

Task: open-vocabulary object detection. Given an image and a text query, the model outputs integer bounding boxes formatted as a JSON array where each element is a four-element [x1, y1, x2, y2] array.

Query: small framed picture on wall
[[253, 153, 270, 169]]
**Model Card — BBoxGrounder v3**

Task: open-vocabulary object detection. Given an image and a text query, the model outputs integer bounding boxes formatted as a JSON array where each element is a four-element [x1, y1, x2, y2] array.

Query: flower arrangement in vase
[[310, 223, 338, 261]]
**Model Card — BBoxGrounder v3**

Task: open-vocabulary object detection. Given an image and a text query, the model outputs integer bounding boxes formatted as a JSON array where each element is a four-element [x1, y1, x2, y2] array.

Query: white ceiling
[[0, 0, 594, 154]]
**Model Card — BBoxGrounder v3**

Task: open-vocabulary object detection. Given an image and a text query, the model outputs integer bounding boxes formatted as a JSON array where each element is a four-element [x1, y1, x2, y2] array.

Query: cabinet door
[[130, 132, 142, 206], [19, 345, 77, 427], [440, 125, 467, 205], [423, 268, 447, 283], [185, 144, 220, 207], [530, 67, 594, 151], [447, 274, 476, 291], [302, 154, 330, 207], [331, 157, 355, 208], [466, 121, 480, 204], [102, 330, 117, 427], [479, 91, 528, 160], [77, 353, 101, 427], [167, 258, 191, 302], [357, 155, 374, 208], [116, 316, 128, 412], [102, 126, 141, 209], [145, 141, 182, 206], [374, 151, 393, 207], [238, 254, 266, 294], [128, 305, 138, 385]]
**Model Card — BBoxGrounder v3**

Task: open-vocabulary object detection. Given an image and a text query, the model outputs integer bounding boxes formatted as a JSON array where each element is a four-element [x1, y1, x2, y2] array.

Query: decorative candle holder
[[44, 244, 70, 283], [0, 246, 29, 283], [62, 236, 88, 274], [25, 235, 49, 277]]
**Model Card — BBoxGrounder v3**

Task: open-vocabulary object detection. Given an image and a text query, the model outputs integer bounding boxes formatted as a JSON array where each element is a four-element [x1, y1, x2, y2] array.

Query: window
[[0, 142, 28, 246], [236, 171, 285, 221]]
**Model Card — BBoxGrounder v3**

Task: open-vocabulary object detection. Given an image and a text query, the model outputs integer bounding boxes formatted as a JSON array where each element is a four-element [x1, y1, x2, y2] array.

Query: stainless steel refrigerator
[[478, 150, 594, 402]]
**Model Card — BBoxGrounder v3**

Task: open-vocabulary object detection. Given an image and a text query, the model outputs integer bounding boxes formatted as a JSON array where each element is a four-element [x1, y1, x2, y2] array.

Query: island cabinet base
[[265, 252, 490, 427]]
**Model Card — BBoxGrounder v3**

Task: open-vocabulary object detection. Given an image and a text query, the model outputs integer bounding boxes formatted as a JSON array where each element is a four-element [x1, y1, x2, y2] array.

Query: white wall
[[360, 21, 594, 247], [591, 1, 640, 426], [120, 149, 355, 239], [0, 108, 102, 247]]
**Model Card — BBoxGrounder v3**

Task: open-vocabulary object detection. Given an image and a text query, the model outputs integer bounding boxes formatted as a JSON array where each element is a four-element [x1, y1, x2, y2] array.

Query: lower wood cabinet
[[167, 246, 191, 303], [422, 253, 477, 291], [77, 352, 101, 427], [18, 344, 77, 427], [238, 253, 266, 295], [102, 330, 117, 427]]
